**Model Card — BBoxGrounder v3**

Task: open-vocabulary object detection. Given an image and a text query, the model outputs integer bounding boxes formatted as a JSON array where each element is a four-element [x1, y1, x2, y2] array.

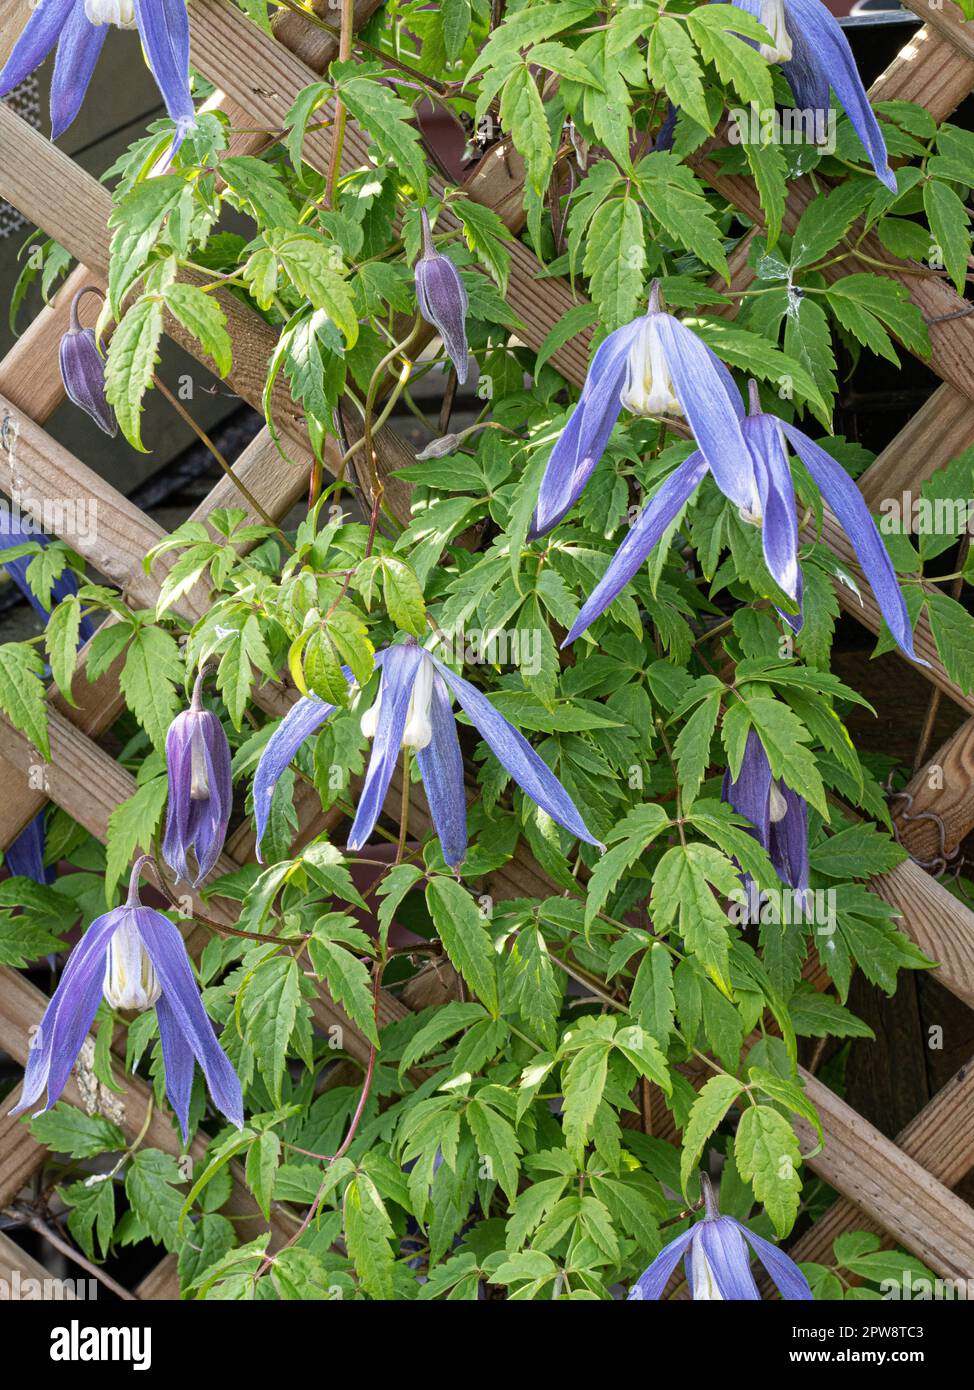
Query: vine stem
[[253, 960, 384, 1283], [325, 0, 355, 208], [151, 374, 293, 550]]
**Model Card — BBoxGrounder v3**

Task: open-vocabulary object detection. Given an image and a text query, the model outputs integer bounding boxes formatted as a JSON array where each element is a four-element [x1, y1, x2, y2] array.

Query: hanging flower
[[415, 208, 469, 385], [162, 671, 233, 888], [530, 280, 754, 538], [5, 812, 54, 887], [9, 857, 243, 1139], [0, 0, 195, 149], [732, 0, 895, 191], [252, 639, 602, 868], [58, 287, 116, 437], [559, 381, 920, 664], [629, 1174, 812, 1300], [722, 729, 809, 899]]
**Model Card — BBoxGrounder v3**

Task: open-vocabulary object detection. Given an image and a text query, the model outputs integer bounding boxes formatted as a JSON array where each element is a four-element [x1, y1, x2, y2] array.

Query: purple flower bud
[[163, 673, 232, 886], [415, 209, 469, 385], [59, 288, 117, 437]]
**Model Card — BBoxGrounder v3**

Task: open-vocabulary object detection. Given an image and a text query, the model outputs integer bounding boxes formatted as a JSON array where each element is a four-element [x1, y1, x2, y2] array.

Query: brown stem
[[152, 374, 293, 549]]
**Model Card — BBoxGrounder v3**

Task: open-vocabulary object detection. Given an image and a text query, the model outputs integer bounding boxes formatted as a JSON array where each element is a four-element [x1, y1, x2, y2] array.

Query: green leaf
[[583, 196, 645, 330], [333, 64, 429, 200], [125, 1149, 186, 1252], [787, 989, 874, 1039], [274, 235, 358, 347], [104, 774, 168, 903], [673, 685, 721, 809], [108, 175, 186, 313], [680, 1073, 743, 1192], [453, 196, 513, 293], [651, 843, 740, 994], [380, 556, 426, 636], [45, 596, 82, 706], [241, 955, 303, 1105], [825, 274, 930, 365], [0, 641, 49, 757], [631, 942, 676, 1047], [688, 5, 774, 112], [585, 803, 670, 929], [105, 294, 164, 450], [30, 1103, 126, 1159], [648, 16, 711, 133], [734, 1104, 802, 1236], [220, 155, 299, 228], [62, 1179, 116, 1261], [500, 65, 553, 197], [924, 177, 971, 294], [636, 153, 729, 279], [343, 1173, 396, 1299], [466, 1098, 522, 1200], [426, 877, 499, 1015], [164, 283, 232, 377], [561, 1041, 609, 1163], [308, 933, 379, 1046], [442, 0, 472, 62], [926, 588, 974, 694], [245, 1130, 281, 1222], [118, 624, 183, 749]]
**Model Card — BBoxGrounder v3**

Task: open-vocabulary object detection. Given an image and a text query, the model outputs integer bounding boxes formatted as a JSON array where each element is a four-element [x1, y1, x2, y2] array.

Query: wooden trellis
[[0, 0, 973, 1298]]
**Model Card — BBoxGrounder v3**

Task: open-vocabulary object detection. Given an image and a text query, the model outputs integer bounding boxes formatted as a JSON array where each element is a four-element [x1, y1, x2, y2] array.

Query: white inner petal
[[402, 656, 434, 750], [103, 916, 162, 1012], [691, 1242, 726, 1300], [759, 0, 793, 63], [737, 502, 764, 528], [190, 717, 210, 802], [360, 657, 435, 752], [84, 0, 138, 27], [769, 780, 789, 823], [620, 320, 684, 420]]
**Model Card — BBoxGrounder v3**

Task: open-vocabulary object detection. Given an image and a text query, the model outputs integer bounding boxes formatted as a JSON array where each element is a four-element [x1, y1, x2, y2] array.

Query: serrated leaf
[[426, 877, 499, 1015], [734, 1103, 802, 1236], [680, 1073, 743, 1191]]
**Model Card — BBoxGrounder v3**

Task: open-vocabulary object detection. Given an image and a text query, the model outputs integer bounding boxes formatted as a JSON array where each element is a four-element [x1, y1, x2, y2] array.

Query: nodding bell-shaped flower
[[252, 639, 602, 869], [530, 280, 754, 539], [9, 857, 244, 1139], [162, 672, 233, 887], [722, 729, 810, 900], [59, 287, 117, 437], [415, 208, 470, 385], [0, 0, 195, 149], [732, 0, 895, 191], [560, 380, 921, 665], [629, 1173, 812, 1300]]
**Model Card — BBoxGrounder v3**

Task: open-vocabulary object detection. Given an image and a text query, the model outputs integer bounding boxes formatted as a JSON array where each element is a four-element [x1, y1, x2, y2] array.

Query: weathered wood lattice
[[0, 0, 973, 1298]]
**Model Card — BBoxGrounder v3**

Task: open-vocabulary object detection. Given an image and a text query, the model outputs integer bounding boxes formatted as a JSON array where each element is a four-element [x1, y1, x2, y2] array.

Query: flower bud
[[415, 209, 469, 385], [162, 674, 232, 886], [59, 289, 117, 436]]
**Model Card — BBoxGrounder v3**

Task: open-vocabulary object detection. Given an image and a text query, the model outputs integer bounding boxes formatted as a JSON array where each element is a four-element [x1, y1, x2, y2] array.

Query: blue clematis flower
[[0, 0, 195, 149], [732, 0, 895, 190], [629, 1173, 812, 1300], [9, 856, 243, 1139], [5, 812, 55, 886], [162, 672, 233, 888], [1, 514, 94, 884], [253, 639, 602, 868], [530, 280, 756, 539], [560, 381, 920, 664], [723, 728, 809, 899]]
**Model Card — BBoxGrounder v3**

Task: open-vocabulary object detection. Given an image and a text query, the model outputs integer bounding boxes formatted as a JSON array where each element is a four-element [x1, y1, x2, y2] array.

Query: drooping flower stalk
[[629, 1173, 812, 1300], [10, 856, 243, 1139]]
